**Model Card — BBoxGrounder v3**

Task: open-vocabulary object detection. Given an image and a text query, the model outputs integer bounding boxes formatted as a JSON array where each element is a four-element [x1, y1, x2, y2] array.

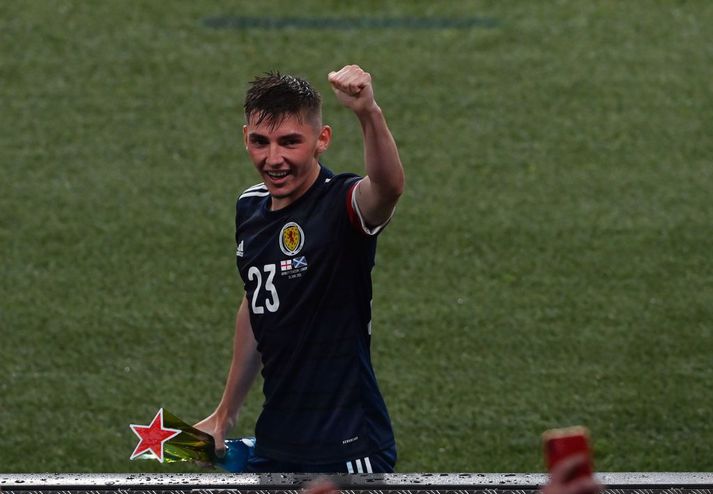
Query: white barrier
[[2, 473, 713, 493]]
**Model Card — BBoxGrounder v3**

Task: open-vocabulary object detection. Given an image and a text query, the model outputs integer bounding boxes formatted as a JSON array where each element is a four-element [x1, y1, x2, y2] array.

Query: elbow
[[379, 179, 404, 203], [370, 167, 405, 201], [392, 183, 404, 201], [392, 172, 405, 199], [386, 166, 405, 199]]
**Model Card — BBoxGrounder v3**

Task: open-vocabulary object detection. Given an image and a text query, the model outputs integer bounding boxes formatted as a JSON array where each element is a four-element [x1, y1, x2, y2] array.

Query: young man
[[195, 65, 404, 473]]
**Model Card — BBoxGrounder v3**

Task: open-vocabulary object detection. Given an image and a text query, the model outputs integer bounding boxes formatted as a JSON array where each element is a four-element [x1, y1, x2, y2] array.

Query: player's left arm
[[328, 65, 405, 228]]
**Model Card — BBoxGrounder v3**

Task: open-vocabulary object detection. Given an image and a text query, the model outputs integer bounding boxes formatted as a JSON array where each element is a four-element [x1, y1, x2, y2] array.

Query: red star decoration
[[129, 408, 182, 462]]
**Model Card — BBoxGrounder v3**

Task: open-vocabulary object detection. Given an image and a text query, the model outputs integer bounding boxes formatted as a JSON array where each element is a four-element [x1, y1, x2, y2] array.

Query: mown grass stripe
[[202, 16, 500, 30]]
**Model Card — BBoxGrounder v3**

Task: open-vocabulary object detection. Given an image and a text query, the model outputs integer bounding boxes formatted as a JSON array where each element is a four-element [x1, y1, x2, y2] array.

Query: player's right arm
[[194, 295, 261, 456]]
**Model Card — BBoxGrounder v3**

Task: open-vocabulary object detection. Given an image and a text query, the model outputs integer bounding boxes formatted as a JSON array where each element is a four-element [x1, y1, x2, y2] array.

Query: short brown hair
[[244, 72, 322, 128]]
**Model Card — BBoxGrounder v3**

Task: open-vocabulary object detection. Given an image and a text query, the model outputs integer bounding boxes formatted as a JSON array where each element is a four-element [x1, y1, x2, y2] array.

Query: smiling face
[[243, 112, 331, 211]]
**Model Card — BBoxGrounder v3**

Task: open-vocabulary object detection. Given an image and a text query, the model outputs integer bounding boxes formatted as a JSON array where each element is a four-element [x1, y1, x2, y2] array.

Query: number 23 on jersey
[[247, 264, 280, 314]]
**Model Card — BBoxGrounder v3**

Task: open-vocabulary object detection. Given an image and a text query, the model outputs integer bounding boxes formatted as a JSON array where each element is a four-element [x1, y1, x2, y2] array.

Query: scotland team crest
[[279, 222, 304, 256]]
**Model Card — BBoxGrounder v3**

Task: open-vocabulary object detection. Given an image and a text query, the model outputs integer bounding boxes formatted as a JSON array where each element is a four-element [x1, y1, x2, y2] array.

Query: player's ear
[[242, 125, 248, 150], [316, 125, 332, 155]]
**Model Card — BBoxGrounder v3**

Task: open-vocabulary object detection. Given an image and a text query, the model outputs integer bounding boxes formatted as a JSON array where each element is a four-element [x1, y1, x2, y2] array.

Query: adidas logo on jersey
[[236, 240, 244, 257]]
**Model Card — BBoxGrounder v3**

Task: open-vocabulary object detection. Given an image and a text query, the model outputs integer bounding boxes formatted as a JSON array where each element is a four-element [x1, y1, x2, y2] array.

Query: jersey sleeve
[[345, 179, 395, 236]]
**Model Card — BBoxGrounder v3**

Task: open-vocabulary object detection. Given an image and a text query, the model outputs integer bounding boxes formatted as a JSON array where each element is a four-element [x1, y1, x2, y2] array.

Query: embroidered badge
[[279, 222, 304, 256]]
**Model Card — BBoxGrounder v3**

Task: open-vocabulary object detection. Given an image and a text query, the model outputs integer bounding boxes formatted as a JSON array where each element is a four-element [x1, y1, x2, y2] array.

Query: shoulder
[[235, 182, 269, 225], [236, 182, 269, 210], [321, 171, 362, 193], [320, 170, 384, 236], [238, 182, 269, 202]]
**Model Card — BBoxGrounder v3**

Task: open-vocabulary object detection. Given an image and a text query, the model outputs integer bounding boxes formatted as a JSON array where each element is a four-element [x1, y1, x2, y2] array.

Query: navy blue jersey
[[235, 165, 395, 464]]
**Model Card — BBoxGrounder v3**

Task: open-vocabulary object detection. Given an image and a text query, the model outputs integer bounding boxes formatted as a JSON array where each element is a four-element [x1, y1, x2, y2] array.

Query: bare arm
[[328, 65, 405, 228], [195, 296, 261, 454]]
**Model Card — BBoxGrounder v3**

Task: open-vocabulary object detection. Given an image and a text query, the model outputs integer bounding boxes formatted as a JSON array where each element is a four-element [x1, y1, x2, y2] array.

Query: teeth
[[268, 171, 288, 178]]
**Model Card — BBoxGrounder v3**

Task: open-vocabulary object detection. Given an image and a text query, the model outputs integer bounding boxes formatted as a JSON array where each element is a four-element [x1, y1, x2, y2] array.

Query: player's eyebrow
[[248, 132, 305, 143], [248, 131, 304, 139], [277, 133, 305, 142], [248, 132, 269, 142]]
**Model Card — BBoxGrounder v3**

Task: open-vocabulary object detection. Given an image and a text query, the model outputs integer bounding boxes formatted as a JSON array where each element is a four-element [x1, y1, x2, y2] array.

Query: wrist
[[354, 102, 383, 122], [214, 404, 238, 427]]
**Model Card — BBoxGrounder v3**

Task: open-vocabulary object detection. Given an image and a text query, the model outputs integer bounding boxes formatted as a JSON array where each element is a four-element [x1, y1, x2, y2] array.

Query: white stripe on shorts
[[347, 456, 374, 474]]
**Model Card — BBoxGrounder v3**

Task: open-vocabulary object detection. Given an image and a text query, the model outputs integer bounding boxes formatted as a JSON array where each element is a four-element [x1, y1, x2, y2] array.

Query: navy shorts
[[245, 445, 397, 473]]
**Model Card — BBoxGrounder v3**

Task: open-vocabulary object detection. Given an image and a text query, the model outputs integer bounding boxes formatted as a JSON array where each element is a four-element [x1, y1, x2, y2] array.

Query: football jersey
[[235, 165, 395, 464]]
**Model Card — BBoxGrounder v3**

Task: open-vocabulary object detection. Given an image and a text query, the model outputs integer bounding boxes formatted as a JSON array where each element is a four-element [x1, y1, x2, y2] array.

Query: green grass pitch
[[1, 0, 712, 473]]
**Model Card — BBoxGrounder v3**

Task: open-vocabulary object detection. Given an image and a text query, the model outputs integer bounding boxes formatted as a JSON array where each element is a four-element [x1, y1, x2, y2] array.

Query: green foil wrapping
[[132, 409, 215, 464]]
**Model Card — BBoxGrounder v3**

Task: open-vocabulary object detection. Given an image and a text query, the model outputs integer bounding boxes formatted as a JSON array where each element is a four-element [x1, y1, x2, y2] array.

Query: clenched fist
[[328, 64, 379, 114]]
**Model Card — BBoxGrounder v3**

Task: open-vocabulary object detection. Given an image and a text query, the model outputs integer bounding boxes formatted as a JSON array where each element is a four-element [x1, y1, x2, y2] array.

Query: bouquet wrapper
[[130, 408, 254, 472]]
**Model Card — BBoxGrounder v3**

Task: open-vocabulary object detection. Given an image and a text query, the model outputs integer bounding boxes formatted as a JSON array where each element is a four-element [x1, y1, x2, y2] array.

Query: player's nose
[[266, 144, 284, 166]]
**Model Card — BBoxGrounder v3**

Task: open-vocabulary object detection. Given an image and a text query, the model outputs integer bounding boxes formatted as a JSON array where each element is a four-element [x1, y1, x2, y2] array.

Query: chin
[[269, 189, 291, 199]]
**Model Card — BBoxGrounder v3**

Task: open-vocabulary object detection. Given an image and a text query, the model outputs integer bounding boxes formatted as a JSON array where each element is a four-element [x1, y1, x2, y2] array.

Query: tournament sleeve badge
[[129, 408, 255, 472]]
